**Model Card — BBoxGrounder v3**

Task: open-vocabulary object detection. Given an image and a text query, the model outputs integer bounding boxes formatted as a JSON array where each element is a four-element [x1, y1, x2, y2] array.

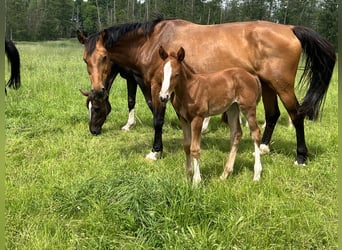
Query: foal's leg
[[190, 116, 204, 185], [180, 118, 193, 182], [122, 77, 137, 131], [201, 117, 210, 133], [220, 103, 242, 180], [260, 84, 280, 155], [243, 107, 262, 181]]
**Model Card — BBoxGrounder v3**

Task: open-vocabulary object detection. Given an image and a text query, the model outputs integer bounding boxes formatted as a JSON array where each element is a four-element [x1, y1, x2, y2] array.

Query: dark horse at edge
[[5, 38, 21, 94]]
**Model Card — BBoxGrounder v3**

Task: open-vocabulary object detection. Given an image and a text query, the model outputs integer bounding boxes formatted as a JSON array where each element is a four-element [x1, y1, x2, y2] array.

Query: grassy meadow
[[5, 40, 338, 249]]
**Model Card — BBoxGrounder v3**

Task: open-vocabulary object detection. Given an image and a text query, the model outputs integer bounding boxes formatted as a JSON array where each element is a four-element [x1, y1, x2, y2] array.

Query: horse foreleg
[[190, 117, 204, 185], [180, 118, 192, 182], [122, 78, 138, 131], [220, 103, 242, 180], [260, 85, 280, 155], [145, 84, 165, 160]]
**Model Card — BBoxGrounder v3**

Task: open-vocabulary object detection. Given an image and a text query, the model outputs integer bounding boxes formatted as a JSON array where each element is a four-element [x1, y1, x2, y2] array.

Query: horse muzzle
[[159, 93, 170, 104]]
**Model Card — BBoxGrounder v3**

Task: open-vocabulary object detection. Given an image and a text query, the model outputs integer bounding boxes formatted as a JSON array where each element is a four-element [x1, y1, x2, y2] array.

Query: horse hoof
[[253, 175, 261, 181], [121, 123, 135, 131], [145, 151, 161, 161], [260, 144, 270, 155], [294, 161, 306, 167]]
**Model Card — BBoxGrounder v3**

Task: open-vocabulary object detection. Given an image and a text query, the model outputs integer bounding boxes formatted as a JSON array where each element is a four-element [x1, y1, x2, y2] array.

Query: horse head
[[77, 30, 113, 92], [80, 88, 111, 135], [158, 46, 185, 103], [78, 30, 118, 135]]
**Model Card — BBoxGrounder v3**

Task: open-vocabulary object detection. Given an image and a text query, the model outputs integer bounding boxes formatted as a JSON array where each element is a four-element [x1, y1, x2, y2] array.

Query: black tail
[[292, 26, 336, 120], [5, 38, 21, 90]]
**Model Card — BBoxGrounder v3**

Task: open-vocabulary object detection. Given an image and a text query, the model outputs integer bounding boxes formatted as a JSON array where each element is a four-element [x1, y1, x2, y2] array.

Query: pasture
[[5, 40, 337, 249]]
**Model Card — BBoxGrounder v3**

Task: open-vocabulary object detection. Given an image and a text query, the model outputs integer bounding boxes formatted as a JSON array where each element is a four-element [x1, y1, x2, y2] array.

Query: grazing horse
[[5, 38, 21, 93], [156, 46, 262, 184], [79, 63, 153, 134], [77, 18, 336, 164]]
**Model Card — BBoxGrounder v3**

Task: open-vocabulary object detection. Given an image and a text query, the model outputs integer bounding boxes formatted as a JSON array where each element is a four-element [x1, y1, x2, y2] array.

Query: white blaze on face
[[160, 60, 172, 99], [88, 101, 92, 120]]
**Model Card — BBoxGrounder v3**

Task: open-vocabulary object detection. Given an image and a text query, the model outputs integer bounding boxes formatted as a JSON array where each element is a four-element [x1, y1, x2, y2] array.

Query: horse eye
[[102, 56, 107, 62]]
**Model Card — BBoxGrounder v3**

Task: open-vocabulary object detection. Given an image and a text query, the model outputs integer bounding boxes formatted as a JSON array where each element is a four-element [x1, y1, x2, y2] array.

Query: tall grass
[[5, 40, 338, 249]]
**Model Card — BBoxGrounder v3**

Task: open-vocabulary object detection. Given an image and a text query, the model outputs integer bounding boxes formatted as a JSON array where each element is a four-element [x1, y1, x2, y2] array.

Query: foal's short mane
[[85, 18, 164, 55]]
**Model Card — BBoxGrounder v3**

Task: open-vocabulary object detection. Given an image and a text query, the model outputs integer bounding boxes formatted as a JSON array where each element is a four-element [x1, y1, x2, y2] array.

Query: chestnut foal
[[156, 46, 263, 184]]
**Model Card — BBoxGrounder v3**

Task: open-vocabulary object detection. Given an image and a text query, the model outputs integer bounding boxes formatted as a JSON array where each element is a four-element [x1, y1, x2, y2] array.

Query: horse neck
[[107, 33, 149, 72], [174, 62, 197, 99]]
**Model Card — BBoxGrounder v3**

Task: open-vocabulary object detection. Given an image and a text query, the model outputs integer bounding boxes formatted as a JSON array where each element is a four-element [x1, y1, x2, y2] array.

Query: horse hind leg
[[260, 84, 280, 155], [122, 78, 138, 131], [220, 103, 242, 180], [244, 109, 262, 181]]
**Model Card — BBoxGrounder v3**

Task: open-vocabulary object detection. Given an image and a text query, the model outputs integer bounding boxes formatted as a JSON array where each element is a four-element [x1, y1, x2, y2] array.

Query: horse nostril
[[90, 127, 102, 135], [159, 95, 169, 103]]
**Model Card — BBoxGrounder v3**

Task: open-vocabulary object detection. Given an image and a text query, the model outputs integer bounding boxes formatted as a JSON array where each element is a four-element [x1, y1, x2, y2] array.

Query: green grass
[[5, 40, 338, 249]]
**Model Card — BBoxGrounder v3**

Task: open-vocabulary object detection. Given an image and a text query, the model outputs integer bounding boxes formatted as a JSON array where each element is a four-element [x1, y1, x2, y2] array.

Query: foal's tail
[[292, 26, 336, 120], [5, 38, 21, 90]]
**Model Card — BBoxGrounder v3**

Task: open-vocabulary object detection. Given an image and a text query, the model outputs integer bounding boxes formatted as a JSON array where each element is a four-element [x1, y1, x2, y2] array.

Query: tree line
[[5, 0, 338, 49]]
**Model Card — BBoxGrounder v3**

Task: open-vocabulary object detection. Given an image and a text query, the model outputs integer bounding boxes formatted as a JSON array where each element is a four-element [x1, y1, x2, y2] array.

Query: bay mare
[[77, 18, 336, 165], [79, 64, 153, 134], [5, 38, 21, 94], [157, 46, 262, 184]]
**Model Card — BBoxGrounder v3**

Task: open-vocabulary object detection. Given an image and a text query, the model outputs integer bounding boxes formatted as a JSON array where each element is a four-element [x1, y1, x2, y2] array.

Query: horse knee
[[190, 146, 200, 159], [128, 97, 135, 110]]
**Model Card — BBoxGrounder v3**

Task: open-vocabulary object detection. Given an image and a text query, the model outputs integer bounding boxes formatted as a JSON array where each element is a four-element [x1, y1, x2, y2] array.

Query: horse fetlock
[[259, 144, 270, 155], [121, 121, 136, 131], [145, 151, 162, 161]]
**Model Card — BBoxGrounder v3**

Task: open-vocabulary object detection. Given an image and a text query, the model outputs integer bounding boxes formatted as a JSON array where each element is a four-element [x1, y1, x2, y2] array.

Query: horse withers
[[156, 46, 262, 184]]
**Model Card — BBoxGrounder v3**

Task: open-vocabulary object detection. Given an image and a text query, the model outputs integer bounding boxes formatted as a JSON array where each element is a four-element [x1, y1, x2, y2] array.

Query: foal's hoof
[[259, 144, 270, 155], [145, 151, 162, 161]]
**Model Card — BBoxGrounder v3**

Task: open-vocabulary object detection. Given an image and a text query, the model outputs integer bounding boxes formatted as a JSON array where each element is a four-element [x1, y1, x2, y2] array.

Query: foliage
[[5, 0, 338, 49], [5, 40, 338, 249]]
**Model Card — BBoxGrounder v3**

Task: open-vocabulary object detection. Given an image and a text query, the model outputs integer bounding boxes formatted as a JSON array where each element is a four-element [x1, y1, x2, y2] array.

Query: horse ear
[[77, 30, 87, 44], [177, 47, 185, 62], [159, 46, 168, 60], [79, 89, 90, 97]]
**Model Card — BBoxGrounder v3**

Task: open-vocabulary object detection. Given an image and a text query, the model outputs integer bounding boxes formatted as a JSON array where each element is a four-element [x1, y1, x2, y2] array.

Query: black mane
[[85, 18, 164, 55]]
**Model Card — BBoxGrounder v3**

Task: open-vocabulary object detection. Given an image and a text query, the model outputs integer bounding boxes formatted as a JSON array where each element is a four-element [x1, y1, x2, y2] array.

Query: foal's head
[[158, 46, 185, 103]]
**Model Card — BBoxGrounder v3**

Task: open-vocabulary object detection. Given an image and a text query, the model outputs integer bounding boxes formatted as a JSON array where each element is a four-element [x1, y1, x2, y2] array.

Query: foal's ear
[[77, 30, 87, 44], [159, 46, 168, 60], [177, 47, 185, 62]]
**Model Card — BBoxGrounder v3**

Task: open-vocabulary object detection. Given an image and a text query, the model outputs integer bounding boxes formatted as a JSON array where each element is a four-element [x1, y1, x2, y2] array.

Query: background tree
[[5, 0, 338, 49]]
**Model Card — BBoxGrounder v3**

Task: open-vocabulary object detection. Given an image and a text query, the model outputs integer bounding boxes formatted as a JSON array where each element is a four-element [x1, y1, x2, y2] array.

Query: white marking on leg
[[122, 109, 136, 131], [159, 61, 172, 100], [201, 117, 210, 133], [88, 102, 92, 120], [145, 151, 161, 161], [294, 161, 306, 167], [253, 142, 262, 181], [192, 158, 201, 185], [260, 144, 270, 155]]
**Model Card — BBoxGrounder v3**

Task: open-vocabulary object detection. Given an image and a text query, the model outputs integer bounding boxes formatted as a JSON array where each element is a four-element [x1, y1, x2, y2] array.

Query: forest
[[5, 0, 338, 48]]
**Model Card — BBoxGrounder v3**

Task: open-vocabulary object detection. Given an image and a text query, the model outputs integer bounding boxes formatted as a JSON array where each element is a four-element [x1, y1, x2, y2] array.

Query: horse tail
[[5, 38, 21, 89], [292, 26, 336, 120]]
